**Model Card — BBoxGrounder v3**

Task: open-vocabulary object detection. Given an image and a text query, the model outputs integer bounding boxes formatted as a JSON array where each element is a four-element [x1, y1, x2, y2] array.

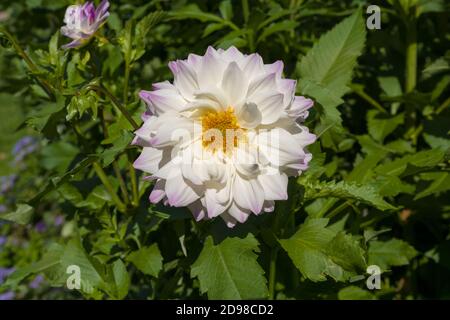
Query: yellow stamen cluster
[[201, 108, 243, 153]]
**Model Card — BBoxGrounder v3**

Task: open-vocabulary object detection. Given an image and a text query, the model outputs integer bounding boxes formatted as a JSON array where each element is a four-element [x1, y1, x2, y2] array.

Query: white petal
[[205, 188, 228, 218], [197, 47, 226, 90], [242, 53, 265, 81], [149, 179, 165, 203], [264, 60, 284, 76], [250, 92, 284, 124], [257, 172, 288, 200], [287, 96, 313, 120], [232, 174, 264, 214], [221, 62, 247, 107], [220, 211, 238, 228], [257, 128, 304, 167], [165, 170, 200, 206], [139, 89, 186, 115], [228, 202, 251, 223], [188, 200, 206, 221], [247, 72, 277, 99], [237, 102, 262, 129], [170, 60, 199, 101], [133, 147, 162, 174]]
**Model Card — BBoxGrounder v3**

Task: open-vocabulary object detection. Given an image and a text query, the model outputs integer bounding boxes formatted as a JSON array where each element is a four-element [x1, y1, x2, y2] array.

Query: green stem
[[436, 96, 450, 114], [123, 60, 131, 108], [0, 27, 54, 99], [268, 247, 279, 300], [405, 19, 417, 93], [99, 109, 131, 206], [242, 0, 249, 25], [87, 84, 139, 130], [93, 161, 126, 213], [404, 12, 418, 131], [326, 201, 351, 220], [113, 161, 130, 206], [128, 153, 139, 207], [349, 84, 388, 114]]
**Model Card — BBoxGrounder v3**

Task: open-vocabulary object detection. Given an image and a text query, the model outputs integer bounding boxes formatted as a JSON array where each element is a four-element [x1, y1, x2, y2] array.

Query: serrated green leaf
[[368, 239, 417, 270], [367, 110, 404, 142], [112, 259, 130, 299], [299, 10, 366, 97], [280, 218, 366, 282], [375, 149, 445, 177], [0, 203, 34, 225], [126, 244, 163, 278], [191, 235, 268, 299], [338, 286, 376, 300], [415, 172, 450, 200], [301, 180, 396, 211], [41, 141, 79, 173]]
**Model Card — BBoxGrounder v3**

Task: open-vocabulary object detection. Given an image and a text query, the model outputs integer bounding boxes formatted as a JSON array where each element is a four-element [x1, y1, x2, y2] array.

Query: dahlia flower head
[[134, 46, 316, 228], [60, 0, 109, 49]]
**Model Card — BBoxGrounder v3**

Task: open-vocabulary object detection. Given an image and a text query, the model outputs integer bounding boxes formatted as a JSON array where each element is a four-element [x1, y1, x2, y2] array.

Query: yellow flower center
[[201, 108, 244, 153]]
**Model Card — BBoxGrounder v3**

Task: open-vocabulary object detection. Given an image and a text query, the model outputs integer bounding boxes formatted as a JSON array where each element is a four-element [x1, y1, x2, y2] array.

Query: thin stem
[[113, 160, 130, 206], [87, 84, 139, 130], [242, 0, 249, 25], [436, 96, 450, 114], [405, 19, 417, 93], [93, 161, 126, 213], [99, 109, 131, 206], [0, 27, 54, 99], [404, 12, 418, 130], [349, 84, 388, 114], [128, 152, 139, 207], [268, 247, 279, 300], [326, 201, 351, 220], [123, 60, 131, 107]]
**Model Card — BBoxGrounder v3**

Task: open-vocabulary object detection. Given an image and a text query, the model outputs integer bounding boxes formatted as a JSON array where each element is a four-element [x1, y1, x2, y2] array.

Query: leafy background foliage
[[0, 0, 449, 300]]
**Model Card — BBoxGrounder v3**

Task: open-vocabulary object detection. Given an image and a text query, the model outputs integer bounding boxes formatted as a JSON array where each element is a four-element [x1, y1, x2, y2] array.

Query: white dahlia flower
[[60, 0, 109, 49], [133, 46, 316, 227]]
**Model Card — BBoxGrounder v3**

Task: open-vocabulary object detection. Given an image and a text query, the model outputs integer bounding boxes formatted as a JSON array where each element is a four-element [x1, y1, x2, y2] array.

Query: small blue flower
[[35, 221, 47, 233], [0, 267, 15, 284], [0, 175, 17, 194], [29, 275, 44, 289], [12, 136, 38, 162], [0, 291, 15, 300]]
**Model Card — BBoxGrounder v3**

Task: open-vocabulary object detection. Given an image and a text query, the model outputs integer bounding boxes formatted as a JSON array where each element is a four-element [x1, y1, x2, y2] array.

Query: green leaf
[[257, 20, 298, 43], [301, 180, 396, 211], [100, 130, 133, 166], [112, 259, 130, 299], [0, 203, 34, 225], [338, 286, 376, 300], [374, 175, 415, 197], [299, 78, 344, 130], [26, 96, 65, 137], [28, 155, 98, 206], [219, 0, 233, 21], [57, 183, 84, 204], [415, 172, 450, 200], [423, 133, 450, 151], [126, 244, 163, 278], [2, 243, 65, 289], [280, 218, 367, 282], [367, 110, 404, 142], [191, 235, 268, 299], [374, 149, 445, 177], [41, 141, 79, 173], [368, 239, 417, 270], [169, 4, 223, 23], [299, 10, 366, 97]]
